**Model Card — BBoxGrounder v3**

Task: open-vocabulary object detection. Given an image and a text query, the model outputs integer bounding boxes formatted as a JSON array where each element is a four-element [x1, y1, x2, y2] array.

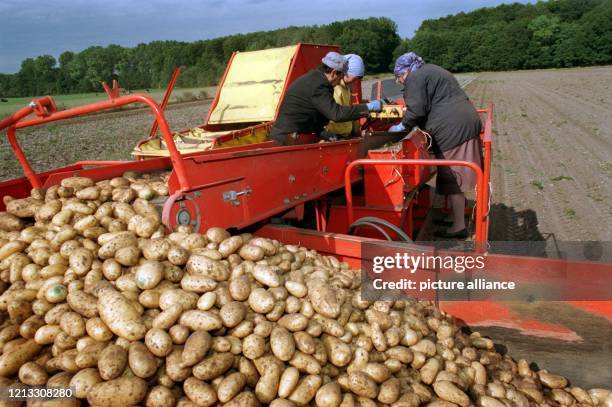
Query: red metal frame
[[161, 138, 363, 232], [345, 159, 486, 245], [1, 95, 190, 191], [477, 104, 493, 242], [146, 67, 181, 140]]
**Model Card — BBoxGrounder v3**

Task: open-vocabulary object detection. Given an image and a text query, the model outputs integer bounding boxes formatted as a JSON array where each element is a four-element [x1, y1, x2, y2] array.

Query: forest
[[0, 0, 610, 97]]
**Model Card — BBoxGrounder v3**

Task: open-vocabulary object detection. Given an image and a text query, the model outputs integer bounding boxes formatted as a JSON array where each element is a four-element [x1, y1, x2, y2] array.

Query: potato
[[0, 212, 24, 232], [285, 280, 307, 298], [220, 301, 247, 328], [290, 350, 321, 375], [271, 326, 296, 361], [169, 323, 189, 344], [223, 391, 260, 407], [112, 187, 137, 203], [145, 298, 176, 324], [218, 372, 247, 403], [142, 238, 170, 261], [6, 197, 43, 217], [316, 381, 342, 407], [179, 309, 222, 331], [288, 374, 322, 405], [134, 260, 164, 289], [239, 244, 265, 261], [206, 227, 230, 244], [184, 377, 217, 406], [20, 315, 45, 339], [182, 331, 212, 366], [18, 361, 48, 385], [75, 341, 106, 369], [61, 177, 94, 190], [98, 288, 146, 340], [181, 274, 217, 293], [135, 216, 160, 238], [128, 341, 158, 378], [0, 339, 41, 376], [254, 355, 283, 403], [158, 288, 198, 311], [377, 377, 400, 404], [59, 311, 85, 338], [323, 335, 351, 367], [242, 333, 266, 360], [144, 328, 172, 357], [87, 376, 147, 406], [193, 352, 234, 380], [253, 264, 281, 287], [70, 367, 102, 399], [146, 385, 177, 407], [115, 246, 141, 266], [0, 241, 26, 261], [248, 287, 275, 314], [538, 371, 568, 389], [218, 235, 243, 257], [167, 245, 189, 266], [433, 380, 470, 407], [98, 344, 127, 380], [348, 371, 378, 399], [85, 317, 113, 342], [186, 254, 230, 281], [362, 362, 390, 384]]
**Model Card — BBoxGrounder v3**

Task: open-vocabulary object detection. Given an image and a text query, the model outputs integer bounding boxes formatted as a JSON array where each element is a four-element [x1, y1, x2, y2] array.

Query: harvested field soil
[[0, 100, 212, 181], [465, 66, 612, 241]]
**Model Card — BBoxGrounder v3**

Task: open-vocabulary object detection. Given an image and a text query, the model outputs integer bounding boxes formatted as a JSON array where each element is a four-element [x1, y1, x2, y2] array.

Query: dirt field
[[465, 66, 612, 242], [0, 100, 211, 181]]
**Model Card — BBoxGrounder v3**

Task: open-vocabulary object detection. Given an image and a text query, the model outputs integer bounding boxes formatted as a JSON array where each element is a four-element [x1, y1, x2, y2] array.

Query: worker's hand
[[388, 123, 406, 133], [319, 130, 338, 142], [366, 99, 383, 112]]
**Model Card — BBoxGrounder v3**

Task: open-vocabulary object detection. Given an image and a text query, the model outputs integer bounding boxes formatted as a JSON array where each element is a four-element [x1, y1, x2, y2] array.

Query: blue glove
[[319, 130, 338, 142], [388, 123, 406, 133], [366, 99, 383, 112]]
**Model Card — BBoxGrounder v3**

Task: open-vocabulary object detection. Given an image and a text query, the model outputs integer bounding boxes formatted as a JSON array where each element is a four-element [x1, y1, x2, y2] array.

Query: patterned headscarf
[[393, 52, 425, 76]]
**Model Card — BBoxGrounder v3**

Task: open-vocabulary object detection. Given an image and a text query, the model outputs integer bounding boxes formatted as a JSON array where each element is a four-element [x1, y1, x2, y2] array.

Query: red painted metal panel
[[162, 139, 363, 232]]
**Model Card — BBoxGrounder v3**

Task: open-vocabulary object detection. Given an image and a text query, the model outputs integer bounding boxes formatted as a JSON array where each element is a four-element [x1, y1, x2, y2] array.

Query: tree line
[[1, 0, 610, 98], [0, 18, 400, 97], [395, 0, 611, 72]]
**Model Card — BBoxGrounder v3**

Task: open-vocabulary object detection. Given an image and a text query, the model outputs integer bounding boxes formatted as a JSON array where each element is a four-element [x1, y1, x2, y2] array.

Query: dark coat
[[401, 64, 481, 153], [270, 69, 369, 143]]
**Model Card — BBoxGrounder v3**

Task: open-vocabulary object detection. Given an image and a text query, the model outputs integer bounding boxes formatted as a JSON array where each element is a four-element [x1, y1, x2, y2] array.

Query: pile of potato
[[0, 171, 609, 407]]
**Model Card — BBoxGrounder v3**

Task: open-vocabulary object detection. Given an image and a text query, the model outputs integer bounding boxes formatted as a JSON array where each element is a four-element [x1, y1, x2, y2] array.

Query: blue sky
[[0, 0, 535, 73]]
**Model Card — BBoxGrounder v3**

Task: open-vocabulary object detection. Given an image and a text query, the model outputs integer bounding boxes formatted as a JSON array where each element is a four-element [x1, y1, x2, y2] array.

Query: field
[[0, 66, 610, 241], [0, 86, 217, 118], [465, 66, 611, 242]]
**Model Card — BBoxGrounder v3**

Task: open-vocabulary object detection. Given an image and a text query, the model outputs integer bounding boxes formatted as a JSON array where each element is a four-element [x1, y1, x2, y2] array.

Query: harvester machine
[[0, 44, 609, 386]]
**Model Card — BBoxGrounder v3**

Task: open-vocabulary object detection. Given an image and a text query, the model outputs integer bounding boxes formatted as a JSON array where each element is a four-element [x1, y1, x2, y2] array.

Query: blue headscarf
[[393, 52, 425, 76]]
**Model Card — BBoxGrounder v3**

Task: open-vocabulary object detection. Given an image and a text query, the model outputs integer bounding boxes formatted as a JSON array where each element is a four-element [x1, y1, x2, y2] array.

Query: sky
[[0, 0, 536, 74]]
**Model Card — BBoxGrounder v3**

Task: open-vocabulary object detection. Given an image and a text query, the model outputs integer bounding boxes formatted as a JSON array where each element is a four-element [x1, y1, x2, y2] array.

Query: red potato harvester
[[0, 43, 609, 386]]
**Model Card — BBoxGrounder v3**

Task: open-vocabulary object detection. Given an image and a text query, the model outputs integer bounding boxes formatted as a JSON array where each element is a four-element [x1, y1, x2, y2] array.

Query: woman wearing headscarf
[[270, 52, 382, 145], [389, 52, 482, 238], [324, 54, 366, 138]]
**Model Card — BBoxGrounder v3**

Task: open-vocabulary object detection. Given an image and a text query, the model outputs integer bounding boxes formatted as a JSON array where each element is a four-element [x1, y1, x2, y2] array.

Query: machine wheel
[[348, 216, 412, 242]]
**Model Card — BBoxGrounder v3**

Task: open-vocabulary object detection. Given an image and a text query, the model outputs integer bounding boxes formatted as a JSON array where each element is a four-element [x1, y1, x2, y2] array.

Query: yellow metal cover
[[207, 45, 297, 124]]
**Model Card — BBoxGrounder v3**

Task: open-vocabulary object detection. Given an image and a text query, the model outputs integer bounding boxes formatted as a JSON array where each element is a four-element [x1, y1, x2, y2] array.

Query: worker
[[389, 52, 482, 239], [270, 52, 382, 145], [325, 54, 366, 138]]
